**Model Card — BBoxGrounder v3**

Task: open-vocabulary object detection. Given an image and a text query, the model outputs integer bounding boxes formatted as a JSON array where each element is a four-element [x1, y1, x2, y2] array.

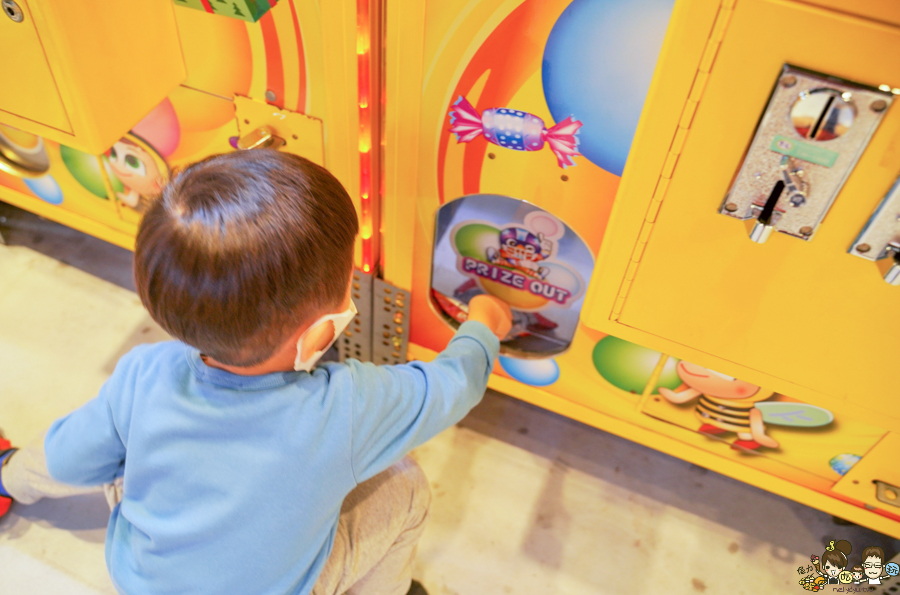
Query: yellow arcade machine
[[381, 0, 900, 539], [0, 0, 375, 268], [2, 0, 900, 540]]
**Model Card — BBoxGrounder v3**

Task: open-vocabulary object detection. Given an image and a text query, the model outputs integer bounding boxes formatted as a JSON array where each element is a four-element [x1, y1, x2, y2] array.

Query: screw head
[[781, 75, 797, 88], [871, 99, 888, 113], [560, 175, 569, 182], [265, 90, 277, 102], [799, 226, 813, 236], [724, 202, 738, 213], [790, 196, 806, 207], [856, 243, 871, 253], [3, 0, 23, 22]]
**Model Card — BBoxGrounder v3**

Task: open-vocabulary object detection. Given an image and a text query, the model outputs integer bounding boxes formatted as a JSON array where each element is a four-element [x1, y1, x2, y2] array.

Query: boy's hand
[[467, 295, 512, 340]]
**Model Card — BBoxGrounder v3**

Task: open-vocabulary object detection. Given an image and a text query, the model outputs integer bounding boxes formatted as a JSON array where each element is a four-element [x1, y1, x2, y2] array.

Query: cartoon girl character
[[811, 540, 852, 584], [850, 565, 864, 584], [862, 546, 890, 585], [486, 227, 552, 280], [106, 136, 166, 211], [657, 361, 779, 451]]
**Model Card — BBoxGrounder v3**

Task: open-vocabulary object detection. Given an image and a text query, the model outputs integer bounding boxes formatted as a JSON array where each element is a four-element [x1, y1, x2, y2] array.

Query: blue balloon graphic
[[886, 562, 899, 577], [542, 0, 675, 175], [499, 356, 560, 387], [24, 175, 64, 205]]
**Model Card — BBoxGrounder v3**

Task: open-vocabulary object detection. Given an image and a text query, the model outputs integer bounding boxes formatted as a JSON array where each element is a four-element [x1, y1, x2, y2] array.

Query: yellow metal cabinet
[[582, 0, 900, 431], [0, 0, 185, 154]]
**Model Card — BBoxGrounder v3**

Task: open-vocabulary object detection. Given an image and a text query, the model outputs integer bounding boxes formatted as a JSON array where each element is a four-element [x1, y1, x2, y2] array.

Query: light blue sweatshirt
[[44, 321, 499, 595]]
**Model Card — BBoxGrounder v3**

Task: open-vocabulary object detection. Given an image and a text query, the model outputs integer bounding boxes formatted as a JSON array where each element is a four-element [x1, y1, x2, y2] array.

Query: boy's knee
[[392, 457, 431, 520]]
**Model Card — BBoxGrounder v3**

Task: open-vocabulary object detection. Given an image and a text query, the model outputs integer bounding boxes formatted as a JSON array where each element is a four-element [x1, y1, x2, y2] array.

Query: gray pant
[[2, 436, 430, 595]]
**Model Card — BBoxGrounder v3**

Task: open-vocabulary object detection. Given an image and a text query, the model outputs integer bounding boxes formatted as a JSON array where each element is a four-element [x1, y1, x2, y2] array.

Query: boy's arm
[[43, 351, 138, 486], [345, 319, 500, 483]]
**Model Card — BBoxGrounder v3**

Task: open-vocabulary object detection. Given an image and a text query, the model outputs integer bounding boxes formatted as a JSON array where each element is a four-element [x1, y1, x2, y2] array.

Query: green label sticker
[[769, 135, 839, 168]]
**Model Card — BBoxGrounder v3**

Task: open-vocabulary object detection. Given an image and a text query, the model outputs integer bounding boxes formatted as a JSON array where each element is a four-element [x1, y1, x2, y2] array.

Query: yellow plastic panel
[[801, 0, 900, 27], [832, 433, 900, 512], [606, 1, 900, 425], [0, 0, 70, 132], [0, 0, 185, 154]]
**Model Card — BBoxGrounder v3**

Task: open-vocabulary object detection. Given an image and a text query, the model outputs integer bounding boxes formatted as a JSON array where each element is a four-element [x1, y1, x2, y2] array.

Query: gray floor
[[1, 200, 898, 594]]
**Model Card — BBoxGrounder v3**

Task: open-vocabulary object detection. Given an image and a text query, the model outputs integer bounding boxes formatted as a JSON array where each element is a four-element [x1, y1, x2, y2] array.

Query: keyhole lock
[[790, 89, 856, 141], [2, 0, 23, 22]]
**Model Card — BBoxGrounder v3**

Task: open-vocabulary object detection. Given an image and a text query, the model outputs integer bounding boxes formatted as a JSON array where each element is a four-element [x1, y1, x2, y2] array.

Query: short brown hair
[[134, 150, 358, 366]]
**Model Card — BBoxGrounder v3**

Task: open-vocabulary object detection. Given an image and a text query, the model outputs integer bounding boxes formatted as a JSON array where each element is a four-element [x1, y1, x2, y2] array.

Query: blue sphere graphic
[[542, 0, 675, 175], [499, 356, 560, 387]]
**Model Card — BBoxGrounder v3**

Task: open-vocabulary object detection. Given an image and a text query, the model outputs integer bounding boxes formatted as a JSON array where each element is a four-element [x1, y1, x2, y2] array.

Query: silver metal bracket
[[721, 64, 892, 243], [338, 269, 410, 365], [850, 175, 900, 285], [874, 480, 900, 509]]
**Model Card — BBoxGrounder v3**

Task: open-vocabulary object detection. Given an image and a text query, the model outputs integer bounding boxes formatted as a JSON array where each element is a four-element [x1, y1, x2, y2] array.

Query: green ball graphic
[[592, 336, 681, 393], [453, 223, 499, 260], [60, 145, 122, 199]]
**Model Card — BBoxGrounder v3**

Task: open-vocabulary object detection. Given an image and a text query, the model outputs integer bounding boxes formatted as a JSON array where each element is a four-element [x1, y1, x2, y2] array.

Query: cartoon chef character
[[658, 361, 779, 451], [486, 226, 552, 280], [106, 137, 166, 211]]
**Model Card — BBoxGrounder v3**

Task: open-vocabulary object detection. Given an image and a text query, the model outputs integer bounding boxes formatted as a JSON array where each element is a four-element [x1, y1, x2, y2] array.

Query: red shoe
[[0, 433, 15, 519], [731, 439, 762, 453], [698, 424, 727, 436]]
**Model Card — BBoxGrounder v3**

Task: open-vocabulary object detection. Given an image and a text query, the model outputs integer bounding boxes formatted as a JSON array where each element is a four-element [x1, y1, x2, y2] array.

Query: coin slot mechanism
[[720, 65, 892, 243]]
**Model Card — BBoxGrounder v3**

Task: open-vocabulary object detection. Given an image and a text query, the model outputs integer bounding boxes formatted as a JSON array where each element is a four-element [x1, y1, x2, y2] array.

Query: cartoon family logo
[[797, 540, 899, 591], [449, 211, 585, 312], [658, 360, 834, 453]]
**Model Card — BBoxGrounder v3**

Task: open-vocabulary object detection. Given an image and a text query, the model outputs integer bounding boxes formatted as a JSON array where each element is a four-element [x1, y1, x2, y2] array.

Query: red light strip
[[357, 0, 373, 273]]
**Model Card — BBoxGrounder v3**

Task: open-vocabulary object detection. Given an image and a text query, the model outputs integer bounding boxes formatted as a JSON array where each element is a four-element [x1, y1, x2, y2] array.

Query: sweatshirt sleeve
[[44, 349, 138, 486], [346, 320, 500, 483]]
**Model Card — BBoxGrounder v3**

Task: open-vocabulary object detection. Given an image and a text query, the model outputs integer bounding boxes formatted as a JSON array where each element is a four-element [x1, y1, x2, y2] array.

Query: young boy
[[0, 150, 512, 595]]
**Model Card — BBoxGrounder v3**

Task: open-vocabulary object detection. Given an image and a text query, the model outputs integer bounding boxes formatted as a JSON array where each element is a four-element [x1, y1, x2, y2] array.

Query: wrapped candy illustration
[[448, 96, 582, 168]]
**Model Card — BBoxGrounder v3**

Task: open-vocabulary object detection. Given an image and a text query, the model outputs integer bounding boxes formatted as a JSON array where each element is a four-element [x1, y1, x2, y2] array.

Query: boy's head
[[134, 150, 358, 367]]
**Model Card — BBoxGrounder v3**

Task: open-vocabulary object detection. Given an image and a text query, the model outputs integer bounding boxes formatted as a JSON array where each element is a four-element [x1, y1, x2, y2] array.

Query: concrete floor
[[1, 202, 898, 595]]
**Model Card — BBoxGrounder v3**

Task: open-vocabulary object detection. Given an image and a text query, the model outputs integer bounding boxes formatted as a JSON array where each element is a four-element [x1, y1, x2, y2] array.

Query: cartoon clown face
[[498, 227, 549, 264]]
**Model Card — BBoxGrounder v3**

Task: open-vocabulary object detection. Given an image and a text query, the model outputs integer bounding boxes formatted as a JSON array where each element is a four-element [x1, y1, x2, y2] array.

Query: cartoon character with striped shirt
[[658, 361, 779, 452]]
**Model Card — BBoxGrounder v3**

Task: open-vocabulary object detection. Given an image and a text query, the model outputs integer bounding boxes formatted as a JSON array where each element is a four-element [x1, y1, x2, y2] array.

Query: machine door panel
[[608, 0, 900, 414]]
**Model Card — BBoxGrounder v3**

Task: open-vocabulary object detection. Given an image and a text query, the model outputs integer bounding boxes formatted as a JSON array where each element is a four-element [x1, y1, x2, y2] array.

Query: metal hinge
[[611, 0, 735, 320]]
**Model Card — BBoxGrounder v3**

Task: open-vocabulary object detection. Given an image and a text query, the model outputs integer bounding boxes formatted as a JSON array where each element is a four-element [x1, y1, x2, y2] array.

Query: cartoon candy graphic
[[448, 96, 582, 168]]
